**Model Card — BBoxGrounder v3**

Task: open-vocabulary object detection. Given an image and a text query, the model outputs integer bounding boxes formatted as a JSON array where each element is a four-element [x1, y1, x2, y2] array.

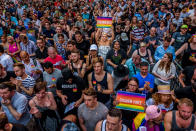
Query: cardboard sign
[[96, 17, 112, 28], [116, 91, 146, 112]]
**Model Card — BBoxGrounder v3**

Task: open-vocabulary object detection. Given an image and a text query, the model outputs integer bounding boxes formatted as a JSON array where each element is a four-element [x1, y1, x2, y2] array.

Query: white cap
[[90, 44, 98, 51]]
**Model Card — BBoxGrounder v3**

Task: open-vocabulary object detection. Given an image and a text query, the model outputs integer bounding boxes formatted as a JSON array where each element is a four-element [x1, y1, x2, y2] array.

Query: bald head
[[20, 51, 28, 57], [20, 51, 29, 62], [48, 47, 57, 59]]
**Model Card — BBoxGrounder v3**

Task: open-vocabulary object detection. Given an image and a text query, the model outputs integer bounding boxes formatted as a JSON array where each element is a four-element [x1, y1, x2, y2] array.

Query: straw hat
[[157, 85, 171, 94]]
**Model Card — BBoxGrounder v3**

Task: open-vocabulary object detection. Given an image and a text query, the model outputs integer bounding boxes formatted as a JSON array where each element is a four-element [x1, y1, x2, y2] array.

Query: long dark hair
[[158, 53, 173, 73]]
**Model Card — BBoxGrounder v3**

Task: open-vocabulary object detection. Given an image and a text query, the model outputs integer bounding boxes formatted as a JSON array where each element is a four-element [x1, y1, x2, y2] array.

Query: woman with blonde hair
[[146, 85, 173, 112], [7, 36, 21, 62], [95, 27, 115, 67], [152, 53, 176, 85]]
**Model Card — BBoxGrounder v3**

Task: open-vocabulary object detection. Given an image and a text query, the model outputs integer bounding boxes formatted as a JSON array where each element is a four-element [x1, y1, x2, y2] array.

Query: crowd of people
[[0, 0, 196, 130]]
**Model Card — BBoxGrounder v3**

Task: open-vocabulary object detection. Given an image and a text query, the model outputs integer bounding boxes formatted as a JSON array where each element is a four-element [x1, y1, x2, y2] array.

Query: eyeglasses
[[128, 84, 138, 87]]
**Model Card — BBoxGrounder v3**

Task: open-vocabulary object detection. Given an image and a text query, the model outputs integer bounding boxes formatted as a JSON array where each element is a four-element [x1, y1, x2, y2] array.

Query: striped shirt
[[20, 40, 37, 56], [16, 75, 35, 100], [131, 27, 146, 44]]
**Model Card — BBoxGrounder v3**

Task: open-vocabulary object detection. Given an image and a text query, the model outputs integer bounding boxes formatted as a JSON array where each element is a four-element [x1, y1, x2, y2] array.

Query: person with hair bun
[[29, 81, 60, 131]]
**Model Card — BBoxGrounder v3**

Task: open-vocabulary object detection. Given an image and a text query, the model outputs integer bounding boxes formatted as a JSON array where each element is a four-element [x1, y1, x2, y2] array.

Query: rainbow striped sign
[[116, 91, 146, 112], [96, 17, 112, 28]]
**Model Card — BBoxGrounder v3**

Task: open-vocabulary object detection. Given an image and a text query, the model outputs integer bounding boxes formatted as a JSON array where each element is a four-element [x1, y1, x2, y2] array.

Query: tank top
[[182, 43, 196, 68], [101, 120, 128, 131], [9, 43, 19, 53], [91, 71, 110, 104], [71, 61, 84, 76], [55, 42, 66, 58], [137, 49, 149, 62], [171, 111, 195, 131]]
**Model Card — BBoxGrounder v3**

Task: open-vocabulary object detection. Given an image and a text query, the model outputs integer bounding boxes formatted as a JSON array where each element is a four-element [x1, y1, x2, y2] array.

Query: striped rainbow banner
[[116, 91, 146, 112], [96, 17, 112, 28]]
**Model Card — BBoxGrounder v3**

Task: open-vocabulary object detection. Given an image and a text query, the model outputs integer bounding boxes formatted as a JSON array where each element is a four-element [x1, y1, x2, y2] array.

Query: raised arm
[[175, 43, 188, 56]]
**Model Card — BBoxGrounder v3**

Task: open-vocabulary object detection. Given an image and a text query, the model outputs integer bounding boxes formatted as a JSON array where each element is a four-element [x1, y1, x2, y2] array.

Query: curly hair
[[152, 93, 173, 108], [158, 53, 173, 74]]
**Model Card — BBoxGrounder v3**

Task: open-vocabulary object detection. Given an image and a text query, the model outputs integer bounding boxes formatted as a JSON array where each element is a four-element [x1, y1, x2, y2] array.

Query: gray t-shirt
[[43, 68, 62, 96], [0, 92, 30, 125], [78, 102, 108, 131]]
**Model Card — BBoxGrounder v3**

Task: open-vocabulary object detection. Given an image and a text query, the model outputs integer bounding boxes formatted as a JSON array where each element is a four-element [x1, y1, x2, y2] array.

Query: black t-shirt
[[56, 76, 85, 103], [106, 49, 127, 65], [87, 27, 95, 37], [43, 28, 56, 38], [12, 123, 28, 131], [0, 71, 16, 83], [76, 40, 90, 56], [182, 66, 196, 86], [174, 86, 196, 112], [35, 47, 48, 59]]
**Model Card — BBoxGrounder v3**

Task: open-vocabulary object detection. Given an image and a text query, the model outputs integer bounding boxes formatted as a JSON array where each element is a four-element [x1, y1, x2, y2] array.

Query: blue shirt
[[23, 18, 30, 29], [133, 73, 154, 94], [82, 13, 90, 21], [0, 92, 30, 125], [125, 58, 150, 79], [154, 45, 176, 62]]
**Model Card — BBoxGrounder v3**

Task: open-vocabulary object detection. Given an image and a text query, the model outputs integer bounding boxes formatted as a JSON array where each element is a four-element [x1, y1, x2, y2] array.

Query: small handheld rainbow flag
[[116, 91, 146, 112], [96, 17, 112, 28], [12, 57, 19, 63]]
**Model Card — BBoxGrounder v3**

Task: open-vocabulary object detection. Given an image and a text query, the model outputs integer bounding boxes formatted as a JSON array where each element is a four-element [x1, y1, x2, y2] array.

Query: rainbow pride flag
[[132, 112, 165, 131], [96, 17, 112, 28], [116, 91, 146, 112]]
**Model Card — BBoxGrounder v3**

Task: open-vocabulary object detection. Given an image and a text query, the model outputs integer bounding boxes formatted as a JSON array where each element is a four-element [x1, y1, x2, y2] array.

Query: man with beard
[[164, 98, 196, 131]]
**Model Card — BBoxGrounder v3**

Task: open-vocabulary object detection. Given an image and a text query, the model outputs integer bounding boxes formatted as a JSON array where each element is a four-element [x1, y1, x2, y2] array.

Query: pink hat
[[145, 105, 161, 121]]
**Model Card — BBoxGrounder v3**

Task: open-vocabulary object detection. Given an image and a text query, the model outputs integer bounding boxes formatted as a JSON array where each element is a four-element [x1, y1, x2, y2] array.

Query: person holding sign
[[114, 77, 140, 129], [95, 26, 115, 68]]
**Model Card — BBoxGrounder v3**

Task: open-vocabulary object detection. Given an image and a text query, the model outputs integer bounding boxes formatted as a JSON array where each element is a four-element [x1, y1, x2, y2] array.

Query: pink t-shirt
[[44, 55, 66, 70], [9, 43, 19, 53]]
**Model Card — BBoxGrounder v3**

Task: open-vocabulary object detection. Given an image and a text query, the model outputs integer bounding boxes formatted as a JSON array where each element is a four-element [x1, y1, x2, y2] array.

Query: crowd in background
[[0, 0, 196, 130]]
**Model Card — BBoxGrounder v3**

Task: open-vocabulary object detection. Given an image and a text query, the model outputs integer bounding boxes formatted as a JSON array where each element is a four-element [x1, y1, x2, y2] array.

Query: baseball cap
[[90, 44, 98, 51], [181, 24, 188, 29], [145, 105, 161, 121]]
